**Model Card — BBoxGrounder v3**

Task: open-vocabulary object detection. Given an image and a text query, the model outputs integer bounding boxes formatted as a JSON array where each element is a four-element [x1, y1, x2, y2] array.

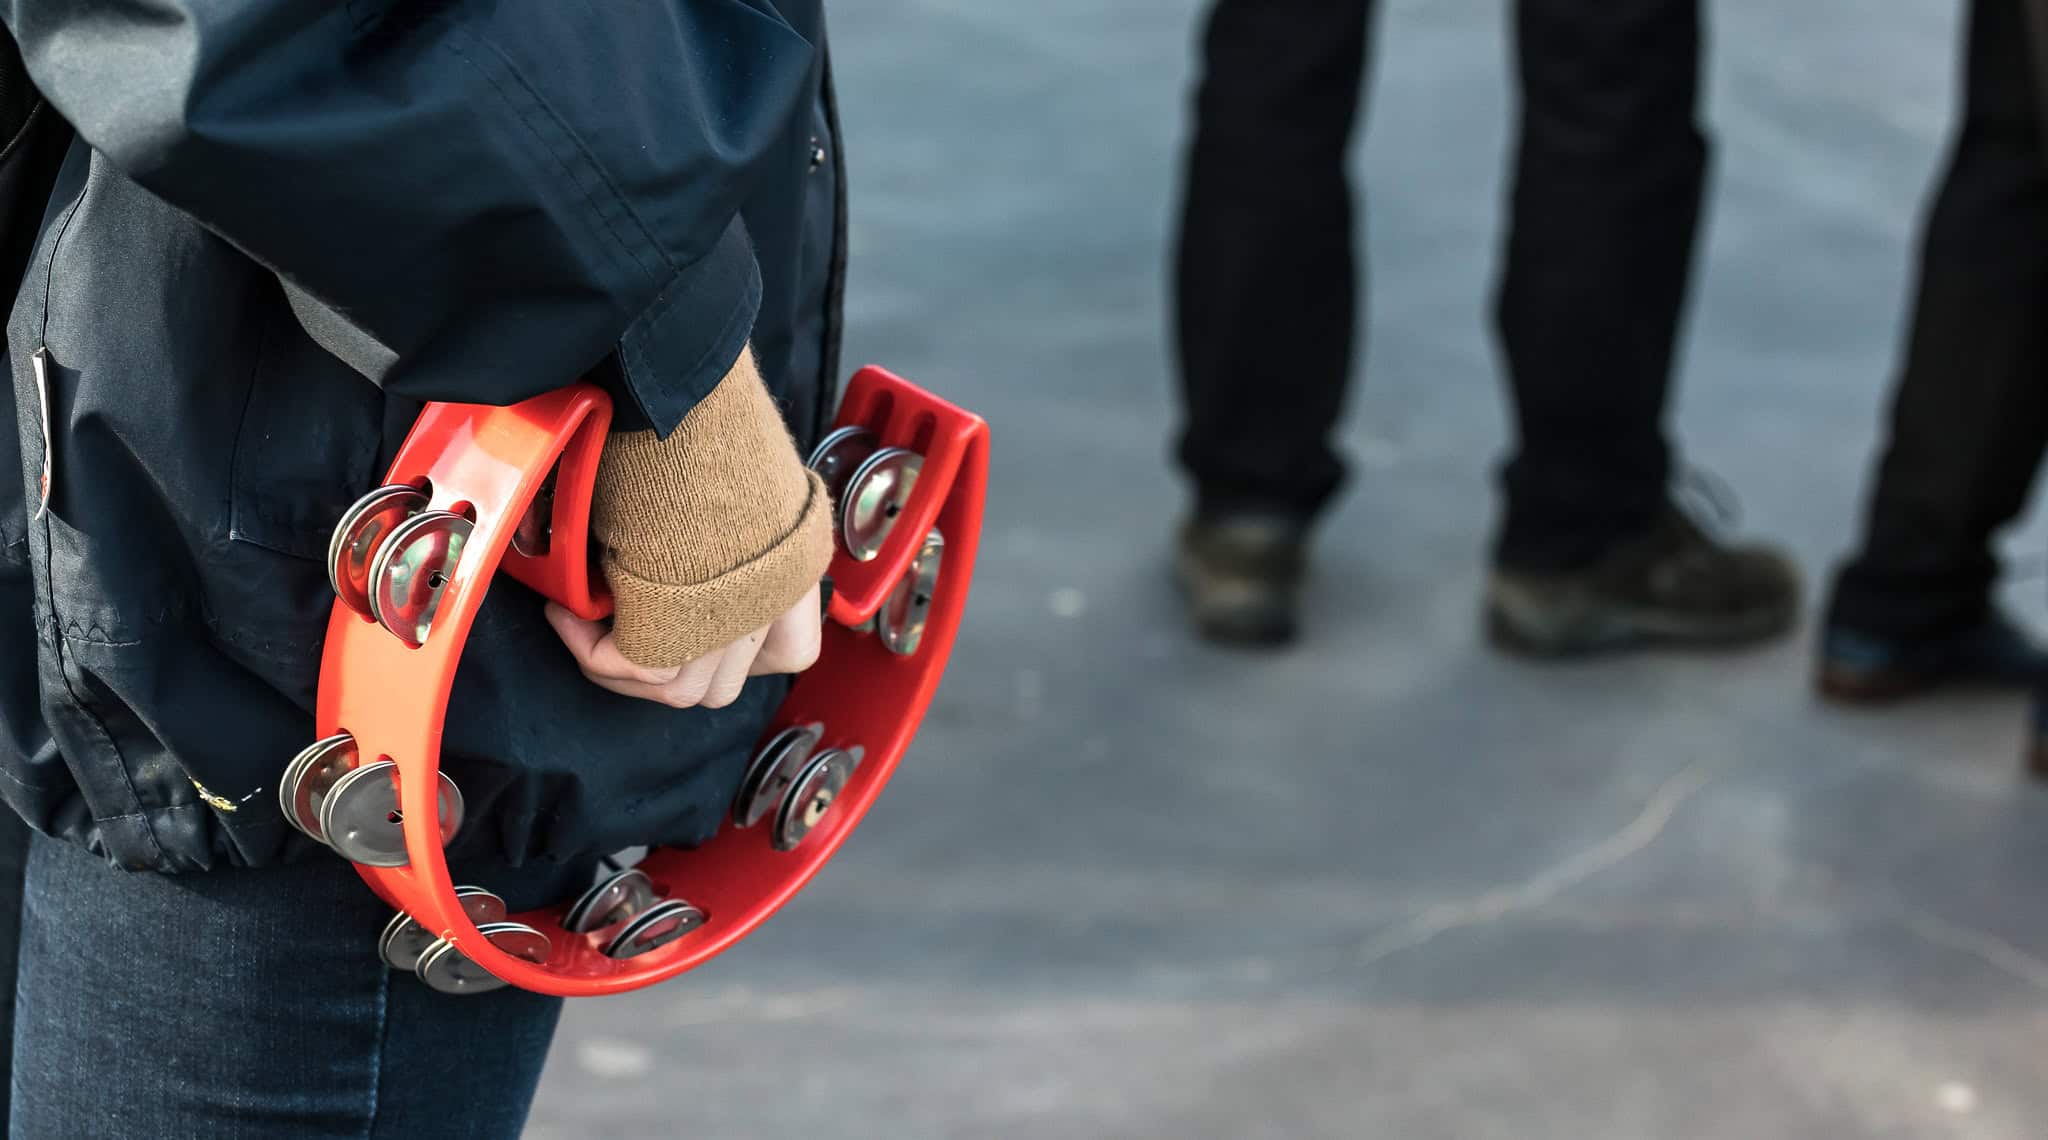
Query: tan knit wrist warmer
[[591, 355, 835, 668]]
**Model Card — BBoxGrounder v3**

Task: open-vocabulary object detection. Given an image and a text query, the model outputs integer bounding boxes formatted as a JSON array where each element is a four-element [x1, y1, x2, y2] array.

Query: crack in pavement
[[1885, 899, 2048, 995], [1350, 758, 1719, 972]]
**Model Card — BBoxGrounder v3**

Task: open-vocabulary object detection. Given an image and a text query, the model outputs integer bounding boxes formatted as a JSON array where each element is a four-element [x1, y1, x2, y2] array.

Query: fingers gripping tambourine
[[278, 367, 987, 997]]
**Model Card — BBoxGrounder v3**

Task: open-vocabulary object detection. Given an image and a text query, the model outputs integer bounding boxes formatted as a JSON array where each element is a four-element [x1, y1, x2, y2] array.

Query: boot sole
[[1171, 550, 1298, 649], [1484, 593, 1796, 659], [1813, 662, 1937, 706]]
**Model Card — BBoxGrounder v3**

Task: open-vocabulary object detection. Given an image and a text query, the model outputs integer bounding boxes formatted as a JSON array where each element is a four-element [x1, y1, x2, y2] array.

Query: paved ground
[[528, 3, 2048, 1137]]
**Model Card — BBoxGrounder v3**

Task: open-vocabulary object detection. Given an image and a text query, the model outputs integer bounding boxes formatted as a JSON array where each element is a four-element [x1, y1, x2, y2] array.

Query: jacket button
[[809, 138, 827, 172]]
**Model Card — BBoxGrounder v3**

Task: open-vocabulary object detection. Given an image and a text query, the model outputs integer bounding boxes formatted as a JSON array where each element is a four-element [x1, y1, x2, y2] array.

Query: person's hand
[[544, 582, 823, 709]]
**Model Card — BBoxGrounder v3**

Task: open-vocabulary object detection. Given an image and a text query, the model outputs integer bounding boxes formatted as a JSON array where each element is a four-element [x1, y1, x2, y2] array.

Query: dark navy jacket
[[0, 1, 844, 872]]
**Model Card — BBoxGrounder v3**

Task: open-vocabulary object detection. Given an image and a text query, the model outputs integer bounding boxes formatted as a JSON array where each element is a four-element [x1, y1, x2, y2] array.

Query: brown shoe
[[1486, 507, 1800, 657], [1173, 513, 1309, 648]]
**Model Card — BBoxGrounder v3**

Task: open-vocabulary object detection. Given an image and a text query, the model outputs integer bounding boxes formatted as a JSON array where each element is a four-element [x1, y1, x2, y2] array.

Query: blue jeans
[[7, 829, 585, 1139]]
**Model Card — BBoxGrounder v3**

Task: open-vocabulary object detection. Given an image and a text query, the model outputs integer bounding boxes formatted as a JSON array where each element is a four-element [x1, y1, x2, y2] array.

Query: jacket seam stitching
[[221, 309, 376, 561], [439, 29, 667, 290], [60, 627, 144, 649], [40, 610, 163, 864], [93, 801, 224, 826], [0, 763, 67, 792], [455, 26, 679, 277], [223, 301, 275, 548]]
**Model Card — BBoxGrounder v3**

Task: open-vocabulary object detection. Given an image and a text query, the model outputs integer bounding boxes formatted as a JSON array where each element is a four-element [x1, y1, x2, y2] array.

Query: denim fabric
[[10, 831, 587, 1139], [0, 811, 23, 1124]]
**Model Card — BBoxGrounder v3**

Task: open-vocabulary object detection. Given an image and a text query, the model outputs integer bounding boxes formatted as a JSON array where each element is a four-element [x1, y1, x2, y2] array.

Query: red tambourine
[[277, 367, 987, 997]]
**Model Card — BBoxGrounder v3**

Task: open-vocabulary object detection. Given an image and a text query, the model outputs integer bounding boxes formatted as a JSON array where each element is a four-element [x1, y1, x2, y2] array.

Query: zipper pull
[[31, 346, 52, 521]]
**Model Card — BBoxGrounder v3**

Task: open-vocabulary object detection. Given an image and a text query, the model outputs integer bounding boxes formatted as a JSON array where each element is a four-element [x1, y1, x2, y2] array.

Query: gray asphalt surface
[[528, 3, 2048, 1137]]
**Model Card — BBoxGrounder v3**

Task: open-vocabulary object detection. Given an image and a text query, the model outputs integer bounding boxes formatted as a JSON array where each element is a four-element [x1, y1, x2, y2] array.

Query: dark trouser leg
[[1173, 0, 1372, 520], [1493, 0, 1706, 572], [9, 832, 583, 1139], [0, 811, 24, 1124], [1828, 0, 2048, 642]]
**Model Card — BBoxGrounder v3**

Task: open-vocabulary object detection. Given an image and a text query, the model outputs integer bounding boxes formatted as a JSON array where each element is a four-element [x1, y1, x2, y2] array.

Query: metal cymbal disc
[[414, 940, 496, 996], [279, 733, 360, 842], [328, 484, 428, 617], [480, 921, 552, 965], [366, 509, 473, 648], [378, 887, 511, 973], [317, 761, 465, 868], [733, 723, 823, 829], [453, 885, 509, 925], [839, 448, 921, 562], [415, 922, 552, 996], [561, 867, 658, 935], [773, 747, 855, 852], [878, 529, 945, 656], [378, 912, 439, 973], [805, 426, 879, 503], [602, 898, 707, 960]]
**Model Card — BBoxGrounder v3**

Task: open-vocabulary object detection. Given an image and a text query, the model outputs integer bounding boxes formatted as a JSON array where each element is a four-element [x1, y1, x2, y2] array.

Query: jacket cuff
[[603, 471, 834, 668], [603, 216, 763, 437]]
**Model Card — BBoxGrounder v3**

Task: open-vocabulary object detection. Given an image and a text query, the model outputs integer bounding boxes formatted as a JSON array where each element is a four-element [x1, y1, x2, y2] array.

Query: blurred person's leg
[[1821, 0, 2048, 701], [1171, 0, 1371, 646], [1485, 0, 1798, 656], [9, 830, 576, 1138]]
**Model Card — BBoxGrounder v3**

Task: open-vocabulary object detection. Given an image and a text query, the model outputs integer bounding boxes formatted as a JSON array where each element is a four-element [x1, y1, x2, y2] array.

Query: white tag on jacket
[[31, 346, 51, 521]]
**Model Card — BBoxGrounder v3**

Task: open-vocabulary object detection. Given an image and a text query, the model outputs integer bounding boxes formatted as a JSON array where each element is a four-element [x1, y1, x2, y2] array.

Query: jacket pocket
[[226, 312, 385, 561]]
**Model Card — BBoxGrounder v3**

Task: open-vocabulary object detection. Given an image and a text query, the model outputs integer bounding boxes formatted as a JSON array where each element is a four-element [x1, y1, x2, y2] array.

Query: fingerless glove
[[591, 352, 834, 667]]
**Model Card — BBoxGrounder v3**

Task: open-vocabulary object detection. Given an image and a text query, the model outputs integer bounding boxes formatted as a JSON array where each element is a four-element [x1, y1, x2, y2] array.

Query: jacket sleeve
[[0, 0, 815, 435]]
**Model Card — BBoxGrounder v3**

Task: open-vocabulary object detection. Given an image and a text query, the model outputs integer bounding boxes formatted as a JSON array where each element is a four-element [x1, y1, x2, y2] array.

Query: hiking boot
[[1818, 610, 2048, 704], [1174, 512, 1309, 647], [1486, 507, 1799, 657]]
